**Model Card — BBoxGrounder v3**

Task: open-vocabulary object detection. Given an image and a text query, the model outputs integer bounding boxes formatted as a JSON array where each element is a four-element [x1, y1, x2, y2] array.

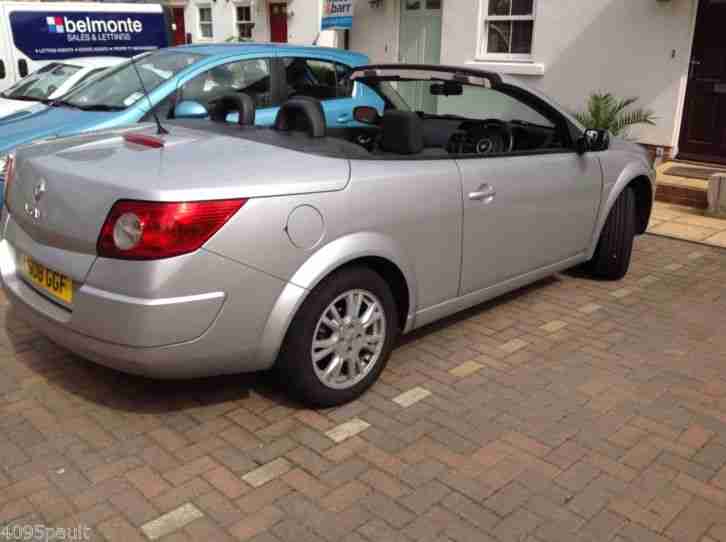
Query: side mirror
[[578, 128, 610, 153], [353, 105, 380, 125], [173, 100, 208, 119]]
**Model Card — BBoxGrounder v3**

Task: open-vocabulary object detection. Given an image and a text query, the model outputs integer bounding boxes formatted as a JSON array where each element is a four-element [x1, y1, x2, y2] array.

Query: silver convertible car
[[0, 65, 654, 406]]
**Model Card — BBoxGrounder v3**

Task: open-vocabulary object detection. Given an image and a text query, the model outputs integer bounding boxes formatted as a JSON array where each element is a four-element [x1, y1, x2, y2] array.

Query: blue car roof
[[171, 43, 369, 66]]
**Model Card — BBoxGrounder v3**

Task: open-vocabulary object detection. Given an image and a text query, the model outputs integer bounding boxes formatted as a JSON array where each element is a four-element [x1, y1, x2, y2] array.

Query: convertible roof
[[349, 64, 503, 88]]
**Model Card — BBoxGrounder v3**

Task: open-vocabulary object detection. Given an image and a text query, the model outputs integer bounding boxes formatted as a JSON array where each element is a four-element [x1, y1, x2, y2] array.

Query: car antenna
[[129, 55, 168, 135]]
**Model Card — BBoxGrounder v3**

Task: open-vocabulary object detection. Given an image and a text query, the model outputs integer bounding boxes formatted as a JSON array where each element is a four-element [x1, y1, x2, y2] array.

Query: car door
[[454, 87, 602, 295], [280, 56, 374, 127], [177, 57, 280, 126]]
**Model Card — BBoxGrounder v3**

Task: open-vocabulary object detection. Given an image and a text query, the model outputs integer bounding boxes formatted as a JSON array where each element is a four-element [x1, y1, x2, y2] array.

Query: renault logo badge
[[25, 179, 46, 220], [33, 179, 46, 203]]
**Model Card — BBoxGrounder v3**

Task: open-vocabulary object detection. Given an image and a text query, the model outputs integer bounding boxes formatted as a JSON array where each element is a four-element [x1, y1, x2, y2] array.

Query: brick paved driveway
[[2, 234, 726, 542]]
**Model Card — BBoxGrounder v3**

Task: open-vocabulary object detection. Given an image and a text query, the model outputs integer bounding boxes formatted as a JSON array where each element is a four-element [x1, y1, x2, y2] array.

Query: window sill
[[466, 60, 545, 76]]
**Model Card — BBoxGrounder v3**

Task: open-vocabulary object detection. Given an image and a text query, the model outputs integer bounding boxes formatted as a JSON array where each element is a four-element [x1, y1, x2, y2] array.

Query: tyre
[[276, 266, 399, 408], [587, 186, 637, 280]]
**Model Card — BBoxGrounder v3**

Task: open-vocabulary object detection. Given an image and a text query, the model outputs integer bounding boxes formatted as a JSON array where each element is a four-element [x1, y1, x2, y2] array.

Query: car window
[[1, 62, 81, 101], [439, 86, 554, 127], [63, 51, 204, 110], [180, 58, 272, 109], [282, 58, 353, 100], [391, 80, 555, 128], [350, 71, 573, 157], [68, 68, 108, 93]]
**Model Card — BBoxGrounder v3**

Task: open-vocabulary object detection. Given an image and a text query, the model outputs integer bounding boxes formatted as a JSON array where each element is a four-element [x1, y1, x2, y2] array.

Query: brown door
[[269, 3, 287, 43], [678, 0, 726, 164], [172, 7, 186, 45]]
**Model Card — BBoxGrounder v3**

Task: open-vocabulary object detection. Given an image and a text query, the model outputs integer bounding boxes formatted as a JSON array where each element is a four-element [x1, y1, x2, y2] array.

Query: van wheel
[[277, 267, 398, 408], [587, 186, 636, 280]]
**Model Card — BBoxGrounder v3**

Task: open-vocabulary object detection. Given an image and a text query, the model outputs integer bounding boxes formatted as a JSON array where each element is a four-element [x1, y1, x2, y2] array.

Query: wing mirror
[[577, 128, 610, 154], [353, 105, 381, 125], [173, 100, 208, 119]]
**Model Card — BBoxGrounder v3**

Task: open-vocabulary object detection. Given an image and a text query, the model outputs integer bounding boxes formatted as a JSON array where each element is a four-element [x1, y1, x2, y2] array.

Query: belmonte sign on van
[[12, 11, 166, 58], [0, 2, 170, 92]]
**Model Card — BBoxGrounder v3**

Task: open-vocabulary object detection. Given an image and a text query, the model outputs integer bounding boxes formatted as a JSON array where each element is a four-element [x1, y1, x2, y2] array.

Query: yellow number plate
[[22, 255, 73, 304]]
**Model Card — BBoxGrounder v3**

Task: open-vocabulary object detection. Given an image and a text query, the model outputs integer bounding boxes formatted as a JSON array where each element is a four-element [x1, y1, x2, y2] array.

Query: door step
[[655, 182, 707, 209], [655, 161, 710, 209]]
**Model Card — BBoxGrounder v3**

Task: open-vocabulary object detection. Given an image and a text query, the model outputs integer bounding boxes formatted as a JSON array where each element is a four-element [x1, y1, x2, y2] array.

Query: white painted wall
[[351, 0, 699, 148], [183, 0, 321, 45], [349, 1, 399, 63], [287, 0, 322, 45]]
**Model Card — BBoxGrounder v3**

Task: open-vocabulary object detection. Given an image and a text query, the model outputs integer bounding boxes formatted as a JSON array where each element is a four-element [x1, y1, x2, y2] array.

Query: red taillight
[[3, 154, 16, 203], [97, 199, 246, 260], [123, 133, 165, 149]]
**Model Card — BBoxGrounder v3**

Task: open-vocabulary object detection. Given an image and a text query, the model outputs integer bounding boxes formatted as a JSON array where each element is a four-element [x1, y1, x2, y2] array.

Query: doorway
[[269, 3, 288, 43], [398, 0, 443, 111], [172, 7, 186, 45], [678, 0, 726, 164]]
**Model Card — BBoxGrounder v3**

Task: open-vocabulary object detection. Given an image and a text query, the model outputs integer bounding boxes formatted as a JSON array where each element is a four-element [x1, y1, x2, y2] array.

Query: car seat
[[274, 98, 326, 138]]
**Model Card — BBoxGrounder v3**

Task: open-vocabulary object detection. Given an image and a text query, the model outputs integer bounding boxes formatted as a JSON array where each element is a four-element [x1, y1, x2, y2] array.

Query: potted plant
[[575, 93, 656, 138]]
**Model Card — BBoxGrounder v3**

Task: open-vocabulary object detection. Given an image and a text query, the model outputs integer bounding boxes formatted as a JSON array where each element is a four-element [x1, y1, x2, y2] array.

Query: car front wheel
[[587, 186, 636, 280], [277, 266, 399, 408]]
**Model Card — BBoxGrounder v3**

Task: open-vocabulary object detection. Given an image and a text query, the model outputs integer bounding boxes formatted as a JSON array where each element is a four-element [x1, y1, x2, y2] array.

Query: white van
[[0, 2, 170, 93]]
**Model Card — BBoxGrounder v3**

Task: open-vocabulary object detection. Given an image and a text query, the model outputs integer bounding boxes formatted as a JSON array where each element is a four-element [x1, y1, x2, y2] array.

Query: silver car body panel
[[457, 152, 602, 293], [588, 137, 654, 259], [0, 93, 655, 378]]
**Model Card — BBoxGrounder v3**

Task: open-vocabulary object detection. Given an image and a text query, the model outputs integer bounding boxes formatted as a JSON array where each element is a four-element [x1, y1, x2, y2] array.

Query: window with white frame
[[198, 6, 213, 39], [236, 5, 253, 40], [480, 0, 536, 60]]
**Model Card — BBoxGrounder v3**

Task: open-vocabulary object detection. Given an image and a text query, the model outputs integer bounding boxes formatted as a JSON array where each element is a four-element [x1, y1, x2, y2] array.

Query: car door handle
[[468, 184, 496, 203], [337, 114, 351, 123]]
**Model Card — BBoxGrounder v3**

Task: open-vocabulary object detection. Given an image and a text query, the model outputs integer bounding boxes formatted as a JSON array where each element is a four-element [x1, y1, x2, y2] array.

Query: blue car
[[0, 43, 384, 200]]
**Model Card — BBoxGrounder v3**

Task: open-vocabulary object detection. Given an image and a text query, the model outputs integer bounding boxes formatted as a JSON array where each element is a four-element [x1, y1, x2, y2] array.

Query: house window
[[404, 0, 442, 10], [198, 6, 213, 39], [480, 0, 536, 59], [236, 6, 253, 40]]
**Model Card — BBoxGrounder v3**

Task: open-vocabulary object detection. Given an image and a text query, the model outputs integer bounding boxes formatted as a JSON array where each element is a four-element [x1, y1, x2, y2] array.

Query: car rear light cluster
[[97, 199, 246, 260]]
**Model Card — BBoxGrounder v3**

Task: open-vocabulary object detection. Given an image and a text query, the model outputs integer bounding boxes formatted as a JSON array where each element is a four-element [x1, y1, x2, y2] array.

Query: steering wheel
[[467, 119, 514, 154]]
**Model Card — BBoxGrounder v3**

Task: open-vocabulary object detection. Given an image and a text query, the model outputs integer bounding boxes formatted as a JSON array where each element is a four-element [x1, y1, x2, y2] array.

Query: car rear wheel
[[587, 186, 636, 280], [277, 267, 399, 408]]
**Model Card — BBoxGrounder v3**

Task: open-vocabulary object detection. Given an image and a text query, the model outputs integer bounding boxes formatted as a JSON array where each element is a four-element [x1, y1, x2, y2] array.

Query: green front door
[[398, 0, 443, 112]]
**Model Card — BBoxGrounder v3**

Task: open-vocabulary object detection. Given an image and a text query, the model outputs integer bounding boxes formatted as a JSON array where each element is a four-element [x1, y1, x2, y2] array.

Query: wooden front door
[[678, 0, 726, 164], [172, 7, 186, 45], [269, 3, 288, 43]]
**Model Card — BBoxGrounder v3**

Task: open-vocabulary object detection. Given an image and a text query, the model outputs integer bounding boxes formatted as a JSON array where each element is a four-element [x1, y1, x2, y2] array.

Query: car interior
[[170, 73, 578, 160]]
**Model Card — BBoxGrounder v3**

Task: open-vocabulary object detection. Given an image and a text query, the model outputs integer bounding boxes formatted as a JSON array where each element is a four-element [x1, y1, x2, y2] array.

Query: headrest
[[380, 111, 424, 154], [274, 98, 326, 138], [208, 93, 256, 126]]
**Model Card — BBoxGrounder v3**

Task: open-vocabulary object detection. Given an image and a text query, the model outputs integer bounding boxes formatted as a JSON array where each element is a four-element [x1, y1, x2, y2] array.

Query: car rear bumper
[[0, 215, 290, 378]]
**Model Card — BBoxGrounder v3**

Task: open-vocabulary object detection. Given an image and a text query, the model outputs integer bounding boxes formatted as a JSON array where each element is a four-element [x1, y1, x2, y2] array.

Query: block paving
[[2, 234, 726, 541]]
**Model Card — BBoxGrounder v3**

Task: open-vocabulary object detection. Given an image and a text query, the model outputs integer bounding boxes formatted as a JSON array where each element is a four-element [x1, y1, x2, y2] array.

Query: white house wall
[[184, 0, 321, 45], [350, 0, 698, 149]]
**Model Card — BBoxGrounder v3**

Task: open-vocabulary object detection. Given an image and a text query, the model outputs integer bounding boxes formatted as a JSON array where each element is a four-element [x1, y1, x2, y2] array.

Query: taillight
[[97, 199, 246, 260], [3, 154, 16, 204]]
